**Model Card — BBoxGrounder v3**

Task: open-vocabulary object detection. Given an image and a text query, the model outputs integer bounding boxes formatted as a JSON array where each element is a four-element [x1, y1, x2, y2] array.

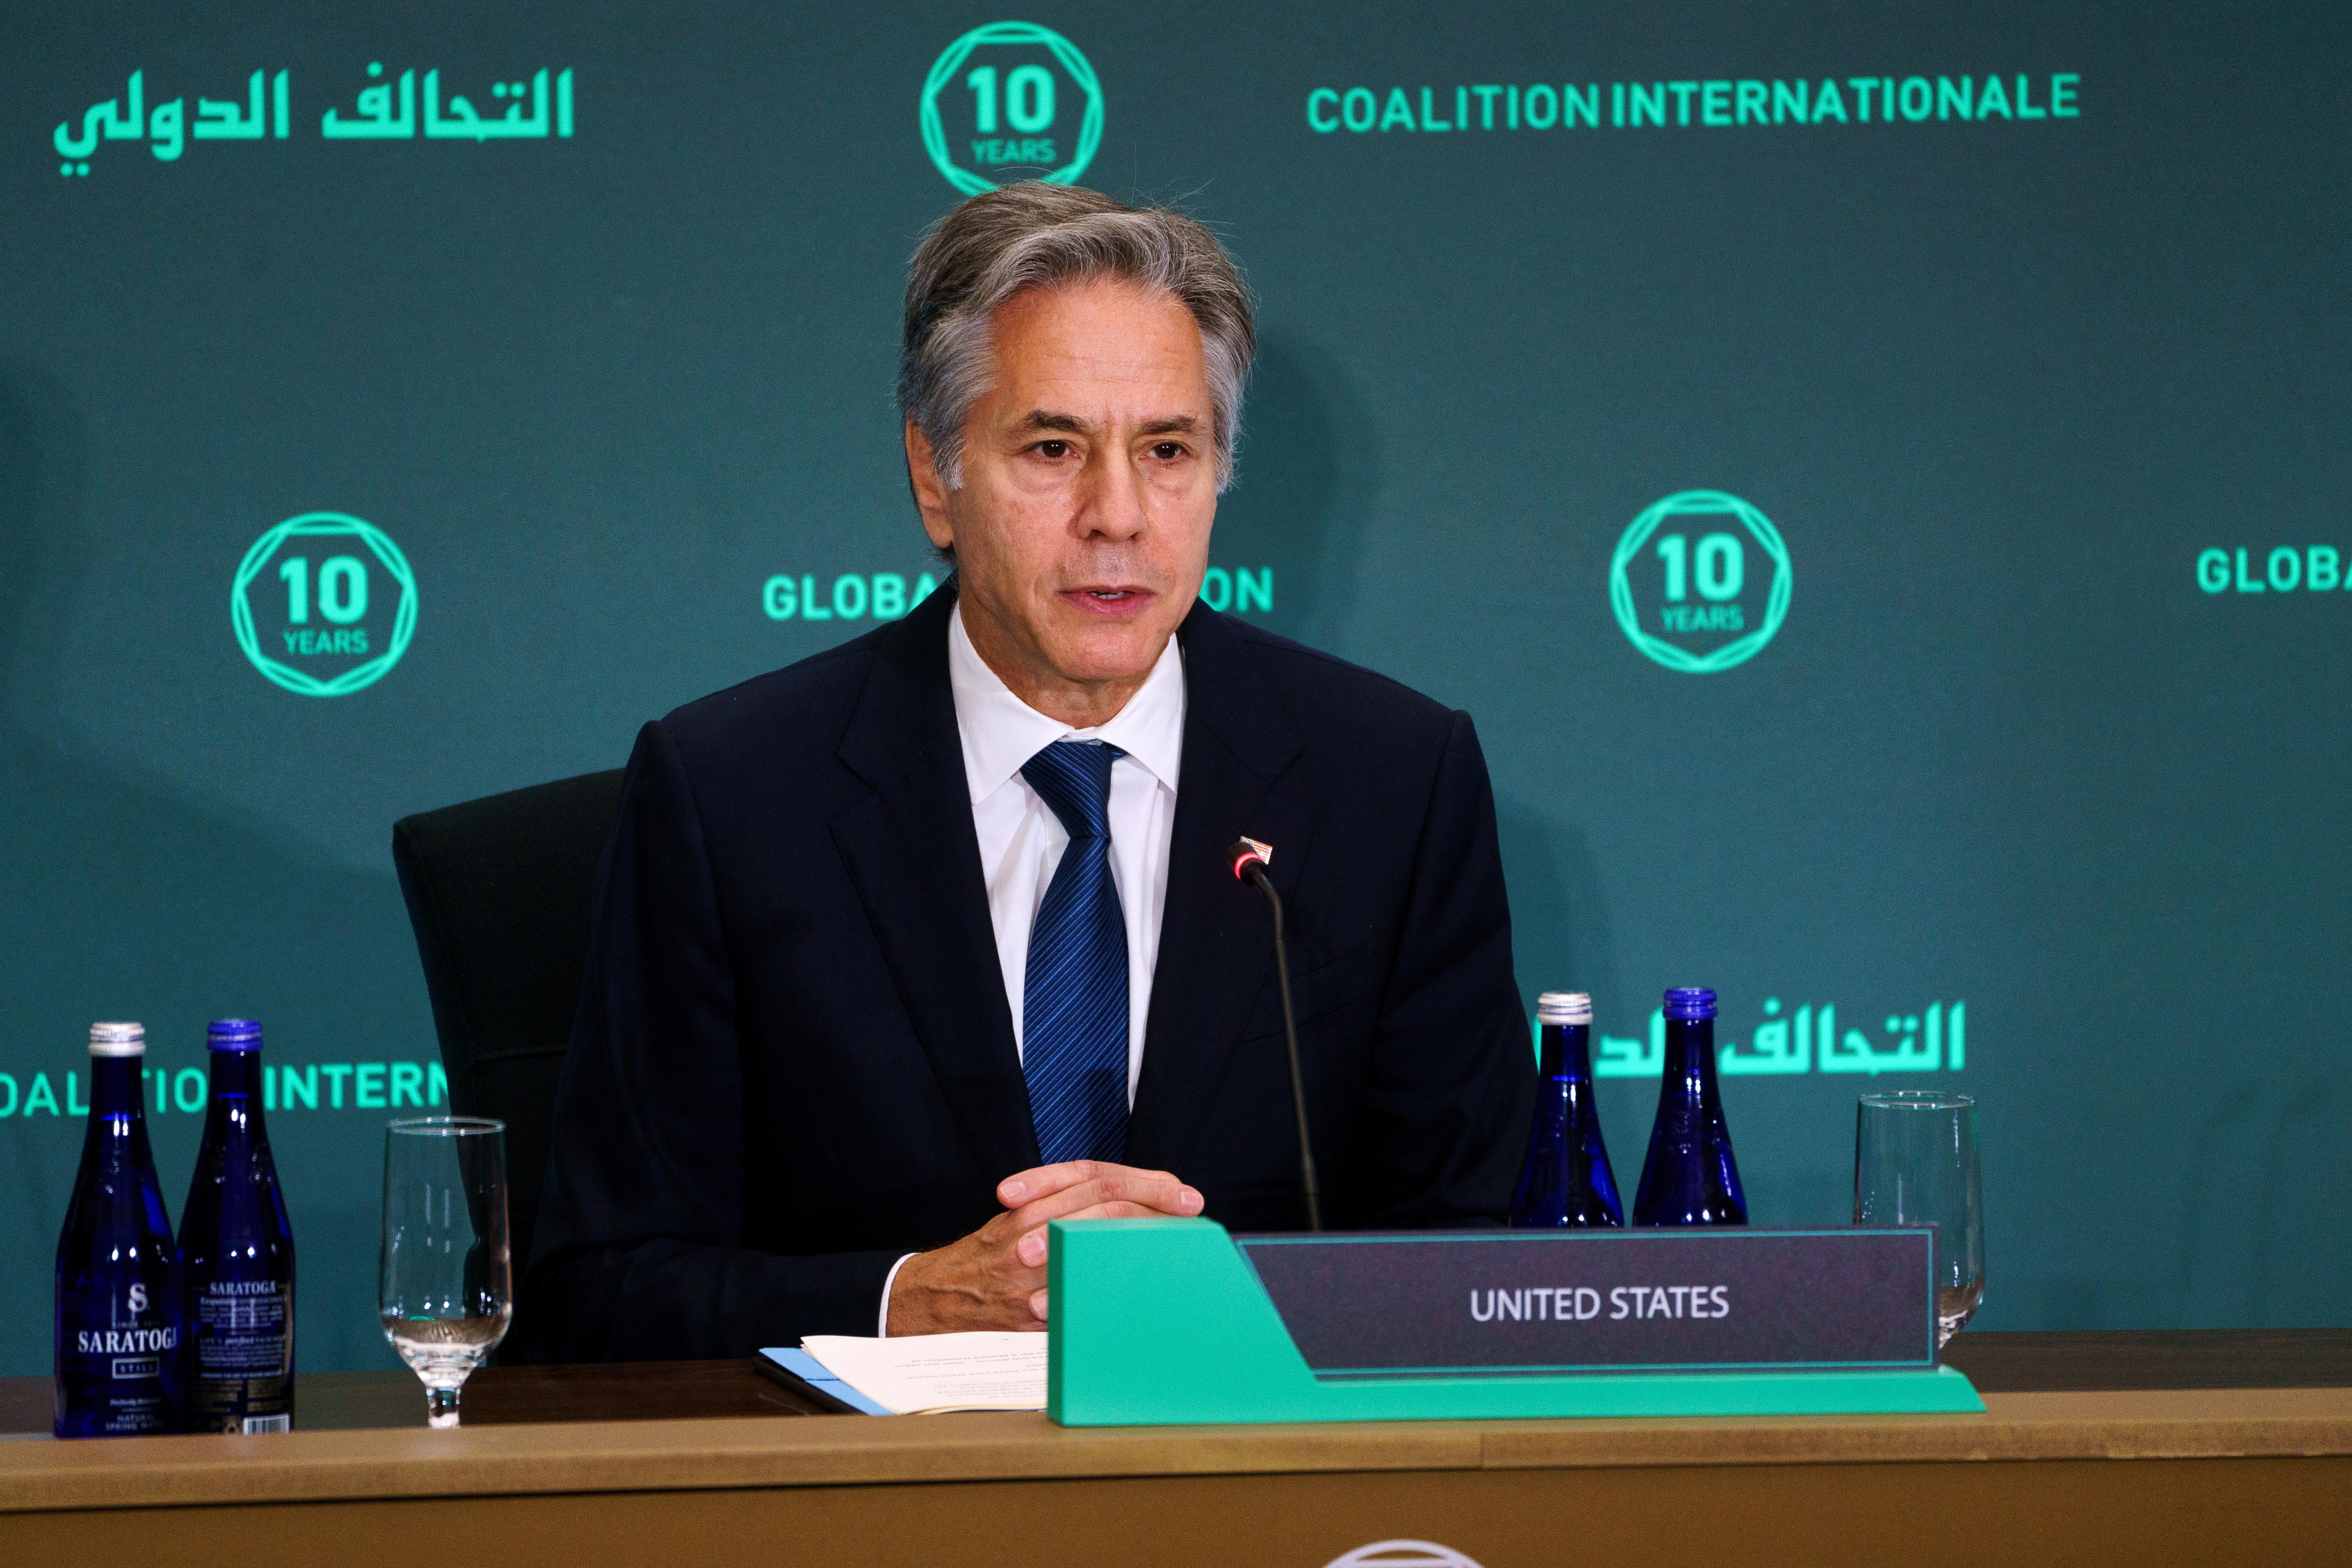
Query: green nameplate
[[1046, 1218, 1983, 1426]]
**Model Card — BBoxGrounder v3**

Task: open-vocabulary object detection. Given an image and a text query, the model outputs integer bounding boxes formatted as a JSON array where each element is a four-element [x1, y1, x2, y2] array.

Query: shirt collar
[[948, 599, 1187, 804]]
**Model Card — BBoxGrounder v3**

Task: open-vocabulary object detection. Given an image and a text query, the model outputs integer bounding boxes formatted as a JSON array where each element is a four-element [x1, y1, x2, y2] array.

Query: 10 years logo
[[1609, 490, 1791, 673], [920, 22, 1102, 194], [230, 512, 416, 696]]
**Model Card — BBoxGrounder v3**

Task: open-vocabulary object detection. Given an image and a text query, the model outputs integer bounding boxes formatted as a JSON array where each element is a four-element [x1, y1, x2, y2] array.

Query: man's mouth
[[1060, 586, 1154, 615]]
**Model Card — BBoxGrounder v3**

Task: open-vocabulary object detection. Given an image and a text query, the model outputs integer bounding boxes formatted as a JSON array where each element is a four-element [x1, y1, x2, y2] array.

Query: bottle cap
[[1536, 992, 1592, 1026], [207, 1019, 263, 1052], [1664, 987, 1718, 1021], [88, 1021, 146, 1057]]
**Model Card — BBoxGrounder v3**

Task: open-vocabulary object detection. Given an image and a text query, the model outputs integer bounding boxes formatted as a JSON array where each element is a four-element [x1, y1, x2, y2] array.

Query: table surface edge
[[4, 1386, 2351, 1516]]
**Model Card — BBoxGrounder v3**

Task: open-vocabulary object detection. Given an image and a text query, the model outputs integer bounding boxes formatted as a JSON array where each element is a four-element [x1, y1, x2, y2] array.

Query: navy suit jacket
[[522, 581, 1535, 1361]]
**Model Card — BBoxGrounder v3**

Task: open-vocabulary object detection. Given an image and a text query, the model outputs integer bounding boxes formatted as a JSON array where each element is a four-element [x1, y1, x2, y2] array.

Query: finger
[[1002, 1178, 1134, 1231], [977, 1178, 1109, 1245], [1006, 1197, 1195, 1266], [1007, 1169, 1202, 1230], [1102, 1165, 1200, 1214], [1050, 1199, 1182, 1224], [996, 1160, 1110, 1208], [1029, 1287, 1049, 1321]]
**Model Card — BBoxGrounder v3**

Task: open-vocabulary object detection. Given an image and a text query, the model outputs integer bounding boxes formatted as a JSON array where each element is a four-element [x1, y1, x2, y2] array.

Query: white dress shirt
[[950, 600, 1186, 1088], [878, 600, 1186, 1332]]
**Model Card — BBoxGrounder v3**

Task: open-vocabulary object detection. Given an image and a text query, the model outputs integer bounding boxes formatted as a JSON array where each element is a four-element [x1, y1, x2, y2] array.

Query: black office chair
[[391, 769, 625, 1317]]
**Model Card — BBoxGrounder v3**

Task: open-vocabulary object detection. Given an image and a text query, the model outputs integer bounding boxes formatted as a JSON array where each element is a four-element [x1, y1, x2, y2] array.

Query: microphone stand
[[1240, 862, 1322, 1232]]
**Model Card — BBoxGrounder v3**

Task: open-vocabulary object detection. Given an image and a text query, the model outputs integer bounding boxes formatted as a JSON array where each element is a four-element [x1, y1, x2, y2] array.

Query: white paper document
[[796, 1332, 1048, 1415]]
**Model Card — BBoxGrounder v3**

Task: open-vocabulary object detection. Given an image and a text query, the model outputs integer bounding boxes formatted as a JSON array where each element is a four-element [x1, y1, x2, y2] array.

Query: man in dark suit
[[524, 183, 1534, 1360]]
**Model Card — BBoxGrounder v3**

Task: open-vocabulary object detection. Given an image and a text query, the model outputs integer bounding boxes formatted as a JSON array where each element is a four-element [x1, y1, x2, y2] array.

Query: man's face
[[909, 278, 1216, 706]]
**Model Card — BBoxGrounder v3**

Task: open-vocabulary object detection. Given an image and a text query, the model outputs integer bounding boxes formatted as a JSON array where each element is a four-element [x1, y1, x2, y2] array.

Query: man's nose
[[1077, 445, 1149, 542]]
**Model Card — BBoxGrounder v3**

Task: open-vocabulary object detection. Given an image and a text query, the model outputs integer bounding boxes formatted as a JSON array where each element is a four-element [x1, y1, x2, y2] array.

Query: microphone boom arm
[[1242, 863, 1322, 1232]]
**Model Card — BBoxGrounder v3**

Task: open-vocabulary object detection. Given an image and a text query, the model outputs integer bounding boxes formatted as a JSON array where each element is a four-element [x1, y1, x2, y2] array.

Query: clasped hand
[[884, 1161, 1203, 1335]]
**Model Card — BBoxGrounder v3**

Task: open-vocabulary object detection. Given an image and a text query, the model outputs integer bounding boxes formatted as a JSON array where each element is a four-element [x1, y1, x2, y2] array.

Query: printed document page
[[796, 1332, 1047, 1414]]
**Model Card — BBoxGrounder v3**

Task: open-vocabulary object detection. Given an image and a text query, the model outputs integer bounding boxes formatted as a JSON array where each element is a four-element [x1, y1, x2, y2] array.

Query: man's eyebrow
[[1007, 411, 1202, 438], [1012, 410, 1095, 436]]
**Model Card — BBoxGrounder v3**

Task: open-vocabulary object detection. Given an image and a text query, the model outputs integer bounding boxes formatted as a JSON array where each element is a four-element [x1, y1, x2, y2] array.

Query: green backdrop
[[3, 0, 2345, 1375]]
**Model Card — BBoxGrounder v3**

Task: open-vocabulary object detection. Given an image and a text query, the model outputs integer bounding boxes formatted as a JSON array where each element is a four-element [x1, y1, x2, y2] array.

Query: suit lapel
[[829, 583, 1041, 1182], [1127, 605, 1306, 1174]]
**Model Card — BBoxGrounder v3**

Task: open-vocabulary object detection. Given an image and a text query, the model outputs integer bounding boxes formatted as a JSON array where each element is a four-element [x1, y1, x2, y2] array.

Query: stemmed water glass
[[1854, 1091, 1984, 1351], [379, 1117, 512, 1427]]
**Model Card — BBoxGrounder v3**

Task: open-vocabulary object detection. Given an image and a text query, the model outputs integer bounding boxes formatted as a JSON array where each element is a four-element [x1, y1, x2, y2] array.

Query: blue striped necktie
[[1020, 740, 1129, 1167]]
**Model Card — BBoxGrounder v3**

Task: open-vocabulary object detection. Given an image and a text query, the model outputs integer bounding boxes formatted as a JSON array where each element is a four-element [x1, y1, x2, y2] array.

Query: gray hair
[[898, 183, 1255, 493]]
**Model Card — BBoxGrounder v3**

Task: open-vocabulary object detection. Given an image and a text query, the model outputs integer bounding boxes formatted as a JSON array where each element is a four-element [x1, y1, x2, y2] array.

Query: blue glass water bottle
[[180, 1019, 297, 1433], [54, 1021, 184, 1437], [1510, 991, 1623, 1227], [1631, 987, 1748, 1226]]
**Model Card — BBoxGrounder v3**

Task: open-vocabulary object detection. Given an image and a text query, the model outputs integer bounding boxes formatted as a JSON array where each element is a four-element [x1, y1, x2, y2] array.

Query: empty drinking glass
[[379, 1117, 511, 1427], [1854, 1091, 1984, 1351]]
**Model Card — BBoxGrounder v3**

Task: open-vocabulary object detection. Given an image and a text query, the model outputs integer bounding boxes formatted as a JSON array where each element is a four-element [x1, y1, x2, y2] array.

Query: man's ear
[[905, 422, 954, 550]]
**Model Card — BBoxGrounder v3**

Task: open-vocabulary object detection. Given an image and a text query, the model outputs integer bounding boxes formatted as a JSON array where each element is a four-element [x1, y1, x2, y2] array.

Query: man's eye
[[1152, 442, 1185, 461], [1036, 439, 1070, 459]]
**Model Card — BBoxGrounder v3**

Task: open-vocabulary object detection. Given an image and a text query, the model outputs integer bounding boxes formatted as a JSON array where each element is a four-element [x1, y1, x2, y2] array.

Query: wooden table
[[4, 1331, 2348, 1565]]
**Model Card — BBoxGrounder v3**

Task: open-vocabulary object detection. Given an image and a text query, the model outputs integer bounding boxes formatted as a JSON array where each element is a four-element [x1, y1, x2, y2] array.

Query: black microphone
[[1229, 837, 1322, 1232]]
